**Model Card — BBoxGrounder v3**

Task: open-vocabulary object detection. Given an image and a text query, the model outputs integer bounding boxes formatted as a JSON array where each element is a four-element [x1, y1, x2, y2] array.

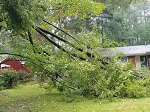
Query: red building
[[0, 58, 30, 73]]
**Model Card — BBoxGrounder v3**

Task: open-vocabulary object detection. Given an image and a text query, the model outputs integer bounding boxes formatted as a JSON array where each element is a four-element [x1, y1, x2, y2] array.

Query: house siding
[[135, 55, 141, 70]]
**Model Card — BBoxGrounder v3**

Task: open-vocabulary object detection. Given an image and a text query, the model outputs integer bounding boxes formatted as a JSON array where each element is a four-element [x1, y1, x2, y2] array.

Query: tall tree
[[123, 1, 150, 45], [84, 0, 147, 46]]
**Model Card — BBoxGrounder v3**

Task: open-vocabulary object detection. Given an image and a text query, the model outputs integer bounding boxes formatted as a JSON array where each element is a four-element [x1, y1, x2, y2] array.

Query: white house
[[101, 45, 150, 70]]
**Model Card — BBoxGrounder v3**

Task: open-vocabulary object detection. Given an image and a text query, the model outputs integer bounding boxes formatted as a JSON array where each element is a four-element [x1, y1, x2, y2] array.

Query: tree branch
[[34, 27, 86, 60], [42, 20, 102, 58], [37, 27, 83, 52]]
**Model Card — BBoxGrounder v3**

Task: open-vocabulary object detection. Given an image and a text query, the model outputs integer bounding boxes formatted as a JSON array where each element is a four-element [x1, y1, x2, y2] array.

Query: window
[[120, 56, 128, 63], [140, 56, 147, 68]]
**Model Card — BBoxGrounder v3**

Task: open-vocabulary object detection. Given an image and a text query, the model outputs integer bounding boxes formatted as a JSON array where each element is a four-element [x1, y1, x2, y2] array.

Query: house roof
[[0, 58, 17, 64], [0, 58, 25, 65], [102, 45, 150, 57]]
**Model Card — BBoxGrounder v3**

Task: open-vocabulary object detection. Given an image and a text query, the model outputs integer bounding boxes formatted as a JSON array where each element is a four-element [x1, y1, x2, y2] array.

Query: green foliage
[[17, 71, 32, 83], [0, 70, 18, 89], [84, 0, 148, 46], [47, 53, 150, 99], [123, 1, 150, 45], [1, 0, 49, 34], [96, 56, 150, 98], [64, 17, 87, 34], [144, 76, 150, 95], [93, 56, 130, 98], [126, 80, 147, 98], [0, 70, 30, 90], [50, 0, 105, 20], [22, 27, 150, 99], [1, 0, 149, 100]]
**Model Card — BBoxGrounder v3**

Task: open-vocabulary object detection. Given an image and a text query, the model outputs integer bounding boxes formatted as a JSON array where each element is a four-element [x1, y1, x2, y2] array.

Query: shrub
[[143, 76, 150, 97], [17, 71, 31, 83], [18, 71, 27, 81], [0, 70, 18, 89], [126, 81, 147, 98], [0, 70, 32, 90], [0, 77, 5, 90]]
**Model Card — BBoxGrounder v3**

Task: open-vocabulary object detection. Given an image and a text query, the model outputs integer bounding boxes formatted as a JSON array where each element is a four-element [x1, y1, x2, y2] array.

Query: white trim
[[1, 64, 11, 68]]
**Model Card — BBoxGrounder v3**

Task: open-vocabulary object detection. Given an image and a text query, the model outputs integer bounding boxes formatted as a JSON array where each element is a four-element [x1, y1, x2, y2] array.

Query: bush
[[0, 70, 18, 89], [98, 57, 150, 98], [143, 76, 150, 97], [0, 77, 5, 90], [126, 81, 147, 98], [0, 70, 31, 90], [17, 71, 32, 83]]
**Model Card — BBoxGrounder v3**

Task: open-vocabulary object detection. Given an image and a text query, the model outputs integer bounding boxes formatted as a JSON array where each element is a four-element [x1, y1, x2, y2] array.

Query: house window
[[140, 56, 147, 68], [147, 55, 150, 69], [120, 57, 128, 63]]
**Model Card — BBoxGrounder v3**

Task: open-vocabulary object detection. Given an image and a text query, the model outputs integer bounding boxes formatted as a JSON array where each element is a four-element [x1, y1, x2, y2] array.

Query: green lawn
[[0, 84, 150, 112]]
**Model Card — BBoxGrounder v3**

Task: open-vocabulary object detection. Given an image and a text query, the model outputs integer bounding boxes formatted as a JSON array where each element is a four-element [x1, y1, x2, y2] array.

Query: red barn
[[0, 58, 30, 73]]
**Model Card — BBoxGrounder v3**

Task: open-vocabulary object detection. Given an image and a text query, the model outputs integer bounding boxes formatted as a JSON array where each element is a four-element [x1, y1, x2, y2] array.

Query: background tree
[[83, 0, 148, 46], [123, 1, 150, 45]]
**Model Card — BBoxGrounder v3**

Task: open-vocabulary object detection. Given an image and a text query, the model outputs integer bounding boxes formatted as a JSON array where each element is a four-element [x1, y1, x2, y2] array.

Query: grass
[[0, 84, 150, 112]]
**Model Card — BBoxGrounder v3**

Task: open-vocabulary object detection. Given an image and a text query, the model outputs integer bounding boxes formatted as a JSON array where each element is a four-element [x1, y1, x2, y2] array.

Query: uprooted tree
[[0, 0, 150, 98]]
